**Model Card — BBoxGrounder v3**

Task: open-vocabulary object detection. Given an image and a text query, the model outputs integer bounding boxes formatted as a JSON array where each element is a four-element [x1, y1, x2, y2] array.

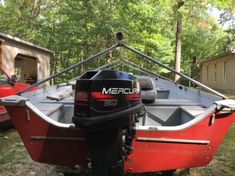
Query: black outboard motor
[[73, 70, 143, 176]]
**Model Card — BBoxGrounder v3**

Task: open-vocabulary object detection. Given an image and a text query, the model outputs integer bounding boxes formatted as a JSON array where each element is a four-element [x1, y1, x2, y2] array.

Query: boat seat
[[141, 90, 157, 104], [139, 77, 157, 104], [180, 106, 207, 116], [136, 114, 162, 127], [147, 99, 200, 106], [156, 89, 169, 99], [145, 106, 183, 126], [40, 96, 74, 104], [136, 105, 198, 127], [34, 103, 63, 116], [46, 89, 72, 101]]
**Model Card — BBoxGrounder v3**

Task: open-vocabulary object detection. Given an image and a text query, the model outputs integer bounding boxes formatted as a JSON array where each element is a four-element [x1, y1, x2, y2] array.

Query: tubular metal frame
[[17, 34, 226, 99]]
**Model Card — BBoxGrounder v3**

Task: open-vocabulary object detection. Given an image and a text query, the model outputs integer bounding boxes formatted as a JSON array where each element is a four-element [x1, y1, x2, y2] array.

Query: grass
[[0, 129, 28, 175], [223, 92, 235, 99], [0, 129, 59, 176]]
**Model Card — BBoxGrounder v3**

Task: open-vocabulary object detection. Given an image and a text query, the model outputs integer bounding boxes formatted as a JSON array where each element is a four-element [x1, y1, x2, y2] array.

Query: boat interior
[[22, 74, 222, 130]]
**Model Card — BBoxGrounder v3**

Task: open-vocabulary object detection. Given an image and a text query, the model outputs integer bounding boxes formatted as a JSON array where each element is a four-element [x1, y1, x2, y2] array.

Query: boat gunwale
[[26, 101, 75, 128]]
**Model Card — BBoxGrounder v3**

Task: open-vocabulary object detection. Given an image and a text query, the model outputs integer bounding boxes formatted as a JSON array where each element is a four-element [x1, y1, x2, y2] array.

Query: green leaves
[[0, 0, 234, 83]]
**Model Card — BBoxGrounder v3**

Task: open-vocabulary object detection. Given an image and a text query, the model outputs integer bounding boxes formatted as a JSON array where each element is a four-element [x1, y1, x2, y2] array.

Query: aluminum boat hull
[[5, 104, 235, 173]]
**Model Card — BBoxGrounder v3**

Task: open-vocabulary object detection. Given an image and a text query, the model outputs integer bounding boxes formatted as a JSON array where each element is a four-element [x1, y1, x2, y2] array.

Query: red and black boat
[[1, 33, 235, 175]]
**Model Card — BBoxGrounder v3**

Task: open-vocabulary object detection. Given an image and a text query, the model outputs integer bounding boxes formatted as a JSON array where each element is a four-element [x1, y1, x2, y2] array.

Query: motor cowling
[[73, 70, 143, 176], [73, 70, 142, 129]]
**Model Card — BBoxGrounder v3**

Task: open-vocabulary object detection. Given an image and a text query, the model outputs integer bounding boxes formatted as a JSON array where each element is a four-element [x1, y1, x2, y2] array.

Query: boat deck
[[32, 94, 207, 127]]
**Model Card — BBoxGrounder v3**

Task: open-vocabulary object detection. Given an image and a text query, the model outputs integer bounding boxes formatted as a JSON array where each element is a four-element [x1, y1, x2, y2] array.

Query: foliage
[[0, 0, 234, 83]]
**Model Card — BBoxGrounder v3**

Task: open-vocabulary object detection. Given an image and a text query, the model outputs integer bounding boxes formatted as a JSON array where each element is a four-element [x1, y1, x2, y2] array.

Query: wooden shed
[[0, 32, 53, 85], [200, 50, 235, 91]]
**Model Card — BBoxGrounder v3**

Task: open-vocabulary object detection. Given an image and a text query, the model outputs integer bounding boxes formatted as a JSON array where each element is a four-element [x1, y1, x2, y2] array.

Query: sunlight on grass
[[223, 92, 235, 100]]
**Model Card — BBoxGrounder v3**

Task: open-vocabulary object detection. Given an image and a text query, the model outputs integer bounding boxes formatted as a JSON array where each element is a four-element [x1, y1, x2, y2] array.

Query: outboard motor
[[73, 70, 143, 176]]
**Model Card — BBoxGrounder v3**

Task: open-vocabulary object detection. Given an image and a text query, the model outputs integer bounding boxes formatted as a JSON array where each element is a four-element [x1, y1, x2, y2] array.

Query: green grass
[[0, 130, 59, 176], [0, 129, 29, 176], [223, 92, 235, 99]]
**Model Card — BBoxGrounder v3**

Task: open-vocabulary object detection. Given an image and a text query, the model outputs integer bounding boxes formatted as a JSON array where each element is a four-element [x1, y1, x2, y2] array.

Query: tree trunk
[[174, 0, 184, 82]]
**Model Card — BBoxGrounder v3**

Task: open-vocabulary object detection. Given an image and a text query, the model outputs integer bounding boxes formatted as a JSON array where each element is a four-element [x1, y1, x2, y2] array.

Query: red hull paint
[[7, 107, 87, 167], [0, 110, 12, 128], [0, 107, 9, 123], [6, 106, 235, 173], [125, 113, 235, 173]]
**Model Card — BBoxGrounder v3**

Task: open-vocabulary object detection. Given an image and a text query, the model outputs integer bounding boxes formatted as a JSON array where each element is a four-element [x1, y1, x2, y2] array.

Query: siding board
[[200, 53, 235, 91]]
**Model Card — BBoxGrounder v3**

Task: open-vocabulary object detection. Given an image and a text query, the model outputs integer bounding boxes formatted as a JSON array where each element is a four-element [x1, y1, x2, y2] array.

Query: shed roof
[[199, 49, 235, 64], [0, 32, 53, 54]]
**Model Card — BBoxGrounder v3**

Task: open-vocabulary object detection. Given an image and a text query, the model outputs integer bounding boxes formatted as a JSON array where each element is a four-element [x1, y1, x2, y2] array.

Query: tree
[[0, 0, 234, 84], [174, 0, 185, 81]]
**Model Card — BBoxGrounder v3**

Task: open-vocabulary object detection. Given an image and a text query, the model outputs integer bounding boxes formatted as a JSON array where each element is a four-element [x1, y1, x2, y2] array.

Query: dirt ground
[[1, 124, 235, 176]]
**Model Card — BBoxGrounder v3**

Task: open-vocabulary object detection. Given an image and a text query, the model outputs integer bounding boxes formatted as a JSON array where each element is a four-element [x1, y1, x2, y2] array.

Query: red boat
[[1, 33, 235, 175], [0, 68, 38, 128]]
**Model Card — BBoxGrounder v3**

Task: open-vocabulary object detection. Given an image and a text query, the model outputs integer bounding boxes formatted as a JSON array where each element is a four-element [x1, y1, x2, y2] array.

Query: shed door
[[15, 55, 37, 84]]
